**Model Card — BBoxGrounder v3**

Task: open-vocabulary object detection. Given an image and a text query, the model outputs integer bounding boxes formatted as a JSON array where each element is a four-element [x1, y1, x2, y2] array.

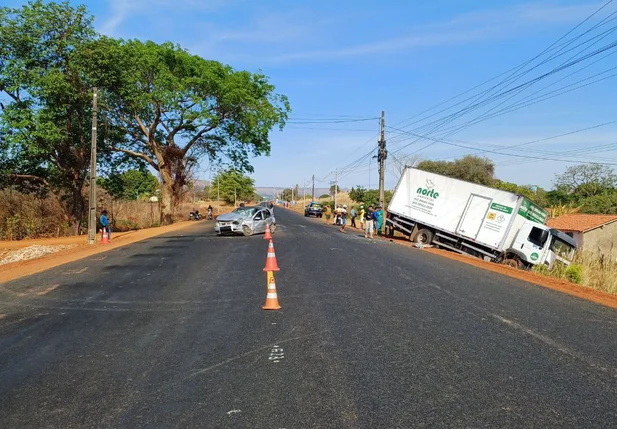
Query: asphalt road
[[1, 208, 616, 428]]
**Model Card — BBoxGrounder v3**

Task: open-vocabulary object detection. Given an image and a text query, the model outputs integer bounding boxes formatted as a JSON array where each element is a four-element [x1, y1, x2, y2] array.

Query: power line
[[385, 126, 617, 165], [389, 0, 616, 133]]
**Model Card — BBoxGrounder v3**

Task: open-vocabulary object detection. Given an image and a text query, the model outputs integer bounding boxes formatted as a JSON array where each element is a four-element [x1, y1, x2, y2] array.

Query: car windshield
[[232, 207, 257, 217], [310, 204, 321, 209], [550, 238, 575, 260]]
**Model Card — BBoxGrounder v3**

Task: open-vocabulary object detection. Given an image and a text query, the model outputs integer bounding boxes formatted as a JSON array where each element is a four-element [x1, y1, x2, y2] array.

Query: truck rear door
[[457, 194, 492, 240]]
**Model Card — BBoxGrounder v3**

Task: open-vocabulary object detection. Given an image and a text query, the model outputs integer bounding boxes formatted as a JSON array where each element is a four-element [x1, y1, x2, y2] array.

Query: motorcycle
[[189, 211, 202, 221]]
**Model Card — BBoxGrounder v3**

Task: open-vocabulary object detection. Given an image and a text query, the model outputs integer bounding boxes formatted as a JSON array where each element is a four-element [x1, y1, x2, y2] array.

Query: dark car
[[304, 202, 323, 218]]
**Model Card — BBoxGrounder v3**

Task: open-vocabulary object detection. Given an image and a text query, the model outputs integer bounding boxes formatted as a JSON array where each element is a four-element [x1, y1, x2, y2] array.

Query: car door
[[253, 210, 266, 233]]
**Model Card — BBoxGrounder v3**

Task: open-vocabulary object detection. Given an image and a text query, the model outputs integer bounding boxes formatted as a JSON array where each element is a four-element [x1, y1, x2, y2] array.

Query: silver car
[[215, 206, 276, 236]]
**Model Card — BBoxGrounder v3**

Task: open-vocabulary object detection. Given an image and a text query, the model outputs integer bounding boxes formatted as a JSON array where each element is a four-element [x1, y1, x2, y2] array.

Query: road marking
[[190, 330, 329, 377], [92, 256, 107, 261], [268, 345, 285, 363], [226, 410, 241, 416], [492, 314, 616, 375], [35, 284, 59, 296], [64, 267, 88, 274]]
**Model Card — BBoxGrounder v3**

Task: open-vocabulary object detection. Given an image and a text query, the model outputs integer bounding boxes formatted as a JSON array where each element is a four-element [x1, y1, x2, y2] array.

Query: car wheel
[[270, 224, 277, 233], [242, 225, 253, 236]]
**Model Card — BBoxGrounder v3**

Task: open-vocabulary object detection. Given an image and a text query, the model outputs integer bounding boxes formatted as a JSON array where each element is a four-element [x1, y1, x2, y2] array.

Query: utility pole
[[311, 174, 315, 202], [368, 156, 371, 190], [378, 110, 386, 209], [234, 187, 237, 207], [217, 173, 220, 215], [334, 169, 338, 208], [87, 88, 98, 245]]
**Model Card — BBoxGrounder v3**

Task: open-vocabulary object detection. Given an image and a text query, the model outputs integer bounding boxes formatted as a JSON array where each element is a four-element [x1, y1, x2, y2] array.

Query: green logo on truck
[[530, 252, 539, 261], [417, 179, 440, 198]]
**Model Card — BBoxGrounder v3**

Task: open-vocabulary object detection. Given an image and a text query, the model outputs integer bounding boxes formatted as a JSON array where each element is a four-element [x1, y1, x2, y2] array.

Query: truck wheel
[[242, 226, 253, 236], [504, 258, 526, 269], [413, 228, 433, 245]]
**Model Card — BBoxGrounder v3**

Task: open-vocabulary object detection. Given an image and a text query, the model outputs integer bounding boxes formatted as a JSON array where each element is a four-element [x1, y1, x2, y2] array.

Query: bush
[[532, 264, 550, 275], [565, 264, 584, 284]]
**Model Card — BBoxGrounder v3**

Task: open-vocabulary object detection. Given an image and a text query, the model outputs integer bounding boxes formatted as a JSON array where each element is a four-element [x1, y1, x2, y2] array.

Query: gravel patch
[[0, 245, 78, 265]]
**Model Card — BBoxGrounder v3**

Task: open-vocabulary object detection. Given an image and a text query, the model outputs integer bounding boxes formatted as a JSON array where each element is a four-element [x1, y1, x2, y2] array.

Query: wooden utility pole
[[334, 169, 338, 208], [87, 88, 98, 245], [311, 174, 315, 202], [378, 111, 386, 208]]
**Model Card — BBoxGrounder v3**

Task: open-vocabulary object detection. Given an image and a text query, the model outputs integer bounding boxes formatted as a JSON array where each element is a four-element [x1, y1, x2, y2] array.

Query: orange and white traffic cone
[[101, 228, 110, 244], [263, 223, 273, 240], [263, 271, 281, 310], [263, 239, 280, 272]]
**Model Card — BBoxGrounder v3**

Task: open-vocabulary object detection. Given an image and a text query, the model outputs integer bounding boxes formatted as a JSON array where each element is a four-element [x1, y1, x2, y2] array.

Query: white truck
[[386, 167, 577, 269]]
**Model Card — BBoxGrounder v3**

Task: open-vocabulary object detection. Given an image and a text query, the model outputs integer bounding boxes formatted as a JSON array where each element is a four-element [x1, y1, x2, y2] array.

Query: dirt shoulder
[[0, 221, 201, 283]]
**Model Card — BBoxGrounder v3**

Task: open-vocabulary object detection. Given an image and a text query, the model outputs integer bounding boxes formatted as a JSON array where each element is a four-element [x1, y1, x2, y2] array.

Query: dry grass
[[0, 191, 71, 239], [0, 188, 234, 240], [578, 251, 617, 294]]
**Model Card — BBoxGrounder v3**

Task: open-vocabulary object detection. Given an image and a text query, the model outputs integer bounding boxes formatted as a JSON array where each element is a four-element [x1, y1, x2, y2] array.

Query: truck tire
[[413, 228, 433, 245], [504, 257, 527, 270]]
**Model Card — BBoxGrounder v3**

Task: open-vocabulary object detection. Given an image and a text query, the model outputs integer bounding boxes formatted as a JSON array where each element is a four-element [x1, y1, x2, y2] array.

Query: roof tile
[[547, 214, 617, 233]]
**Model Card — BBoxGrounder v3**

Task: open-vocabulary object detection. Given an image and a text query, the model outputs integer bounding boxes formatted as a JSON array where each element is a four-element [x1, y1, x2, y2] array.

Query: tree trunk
[[71, 180, 85, 235], [159, 181, 175, 225]]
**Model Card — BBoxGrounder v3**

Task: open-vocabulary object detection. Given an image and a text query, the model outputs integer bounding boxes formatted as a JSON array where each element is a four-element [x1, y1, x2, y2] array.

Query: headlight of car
[[232, 221, 240, 225]]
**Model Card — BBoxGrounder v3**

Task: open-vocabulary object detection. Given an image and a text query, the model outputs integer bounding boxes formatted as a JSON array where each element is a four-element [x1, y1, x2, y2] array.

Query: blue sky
[[11, 0, 617, 191]]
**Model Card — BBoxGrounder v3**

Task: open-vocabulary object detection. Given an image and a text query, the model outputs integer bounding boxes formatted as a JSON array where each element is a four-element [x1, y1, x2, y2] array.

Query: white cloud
[[100, 0, 241, 36], [265, 2, 609, 63]]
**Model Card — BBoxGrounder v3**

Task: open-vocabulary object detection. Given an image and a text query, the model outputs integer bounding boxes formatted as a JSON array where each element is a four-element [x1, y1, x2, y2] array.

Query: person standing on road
[[364, 206, 375, 239], [350, 206, 357, 228], [339, 205, 348, 233], [375, 205, 384, 236], [359, 205, 365, 230], [100, 210, 111, 241], [333, 205, 341, 225], [324, 204, 332, 224]]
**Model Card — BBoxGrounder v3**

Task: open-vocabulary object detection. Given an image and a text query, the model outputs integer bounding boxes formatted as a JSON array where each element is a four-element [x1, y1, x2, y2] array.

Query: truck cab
[[508, 223, 577, 269]]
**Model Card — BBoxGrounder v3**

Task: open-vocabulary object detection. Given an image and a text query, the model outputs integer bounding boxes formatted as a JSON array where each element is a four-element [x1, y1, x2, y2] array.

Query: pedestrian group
[[326, 203, 383, 239]]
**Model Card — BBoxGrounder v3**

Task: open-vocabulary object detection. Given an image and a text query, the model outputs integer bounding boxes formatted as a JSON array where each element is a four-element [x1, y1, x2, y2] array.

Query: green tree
[[492, 181, 548, 207], [329, 184, 340, 196], [417, 155, 494, 185], [0, 1, 100, 233], [280, 188, 293, 201], [211, 169, 255, 205], [554, 163, 617, 200], [99, 170, 159, 200], [349, 186, 366, 203], [80, 38, 290, 224], [579, 192, 617, 214]]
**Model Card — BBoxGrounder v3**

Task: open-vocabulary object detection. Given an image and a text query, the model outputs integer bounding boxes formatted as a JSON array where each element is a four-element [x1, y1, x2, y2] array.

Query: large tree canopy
[[0, 0, 98, 232], [79, 38, 290, 223]]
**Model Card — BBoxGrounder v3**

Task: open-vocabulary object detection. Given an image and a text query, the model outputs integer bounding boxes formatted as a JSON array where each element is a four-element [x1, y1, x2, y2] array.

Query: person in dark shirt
[[364, 206, 375, 239], [100, 210, 111, 240]]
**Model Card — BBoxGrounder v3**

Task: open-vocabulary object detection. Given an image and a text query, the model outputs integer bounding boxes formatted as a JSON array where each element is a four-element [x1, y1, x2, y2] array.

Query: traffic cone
[[263, 271, 281, 310], [263, 223, 273, 240], [101, 228, 110, 244], [263, 239, 280, 272]]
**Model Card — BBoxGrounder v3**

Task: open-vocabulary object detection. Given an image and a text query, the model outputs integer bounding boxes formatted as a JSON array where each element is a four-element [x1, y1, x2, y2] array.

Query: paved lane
[[0, 209, 615, 428]]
